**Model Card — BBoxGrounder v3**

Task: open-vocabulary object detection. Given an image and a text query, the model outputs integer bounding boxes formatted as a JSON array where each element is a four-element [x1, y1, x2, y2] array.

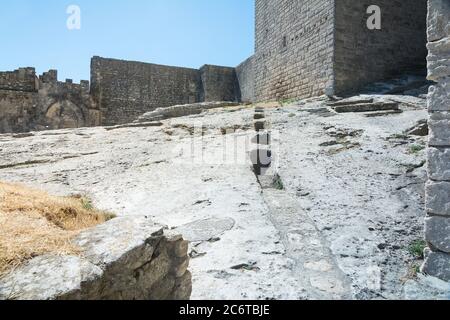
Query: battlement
[[0, 67, 37, 92], [40, 70, 58, 83], [38, 69, 90, 94]]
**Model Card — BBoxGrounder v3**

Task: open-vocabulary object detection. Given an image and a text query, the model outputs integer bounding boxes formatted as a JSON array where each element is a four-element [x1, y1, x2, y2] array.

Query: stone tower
[[254, 0, 428, 101]]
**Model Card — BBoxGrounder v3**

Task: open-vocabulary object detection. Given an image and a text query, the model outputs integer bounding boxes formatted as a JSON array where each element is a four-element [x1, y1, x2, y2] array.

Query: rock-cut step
[[262, 188, 353, 300], [331, 102, 400, 114]]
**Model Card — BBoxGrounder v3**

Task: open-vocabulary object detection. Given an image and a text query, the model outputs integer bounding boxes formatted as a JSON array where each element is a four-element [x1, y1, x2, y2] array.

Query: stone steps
[[262, 189, 353, 300], [332, 102, 400, 114], [364, 109, 404, 118]]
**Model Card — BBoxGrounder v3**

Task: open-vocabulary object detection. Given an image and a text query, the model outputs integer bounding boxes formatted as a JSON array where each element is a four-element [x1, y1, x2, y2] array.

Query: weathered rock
[[424, 0, 450, 282], [135, 101, 239, 123], [171, 271, 193, 301], [404, 274, 450, 300], [427, 0, 450, 42], [0, 216, 191, 300], [250, 147, 272, 167], [74, 216, 163, 268], [0, 255, 102, 301], [428, 79, 450, 111], [148, 275, 176, 300], [426, 181, 450, 216], [427, 38, 450, 81], [429, 112, 450, 146], [327, 98, 374, 107], [254, 120, 266, 131], [251, 132, 270, 145], [332, 102, 399, 114], [254, 113, 265, 120], [176, 217, 235, 242], [425, 216, 450, 253], [428, 147, 450, 181], [422, 250, 450, 282], [406, 120, 429, 136], [171, 240, 190, 258]]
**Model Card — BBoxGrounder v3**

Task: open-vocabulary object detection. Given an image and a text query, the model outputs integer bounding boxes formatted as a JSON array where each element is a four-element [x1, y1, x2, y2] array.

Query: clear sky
[[0, 0, 254, 82]]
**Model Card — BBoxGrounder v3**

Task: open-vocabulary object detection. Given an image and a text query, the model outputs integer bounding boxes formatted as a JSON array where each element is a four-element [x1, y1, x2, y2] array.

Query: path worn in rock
[[0, 97, 447, 299]]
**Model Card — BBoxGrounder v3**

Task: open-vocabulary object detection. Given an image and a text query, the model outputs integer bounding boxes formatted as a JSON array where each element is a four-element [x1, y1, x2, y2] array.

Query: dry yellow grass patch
[[0, 181, 114, 277]]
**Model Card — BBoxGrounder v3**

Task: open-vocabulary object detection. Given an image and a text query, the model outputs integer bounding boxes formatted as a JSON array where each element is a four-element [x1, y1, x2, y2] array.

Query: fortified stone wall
[[91, 57, 241, 126], [0, 68, 37, 92], [91, 57, 202, 126], [200, 65, 240, 102], [0, 69, 98, 134], [236, 56, 255, 103], [254, 0, 335, 101], [0, 90, 38, 133], [334, 0, 428, 94], [38, 76, 99, 130], [422, 0, 450, 282], [253, 0, 428, 101]]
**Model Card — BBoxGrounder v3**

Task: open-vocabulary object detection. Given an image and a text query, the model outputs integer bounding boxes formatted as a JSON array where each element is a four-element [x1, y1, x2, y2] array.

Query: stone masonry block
[[426, 181, 450, 216], [429, 111, 450, 146], [428, 0, 450, 42], [421, 250, 450, 282], [428, 78, 450, 111], [427, 38, 450, 81], [428, 147, 450, 181], [425, 216, 450, 253]]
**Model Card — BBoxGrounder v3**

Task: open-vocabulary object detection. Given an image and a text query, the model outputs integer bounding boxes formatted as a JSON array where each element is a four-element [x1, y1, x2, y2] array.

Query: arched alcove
[[45, 100, 85, 129]]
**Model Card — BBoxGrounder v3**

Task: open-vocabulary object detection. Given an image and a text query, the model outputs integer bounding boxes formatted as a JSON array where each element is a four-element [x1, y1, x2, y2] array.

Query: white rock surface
[[0, 96, 447, 300]]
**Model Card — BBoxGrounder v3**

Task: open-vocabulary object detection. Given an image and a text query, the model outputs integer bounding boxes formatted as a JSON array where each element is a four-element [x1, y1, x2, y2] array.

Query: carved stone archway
[[45, 100, 86, 130]]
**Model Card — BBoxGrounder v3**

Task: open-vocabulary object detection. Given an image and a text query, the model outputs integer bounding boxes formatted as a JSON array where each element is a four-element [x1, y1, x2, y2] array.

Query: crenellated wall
[[0, 68, 99, 134], [422, 0, 450, 282], [0, 67, 37, 92]]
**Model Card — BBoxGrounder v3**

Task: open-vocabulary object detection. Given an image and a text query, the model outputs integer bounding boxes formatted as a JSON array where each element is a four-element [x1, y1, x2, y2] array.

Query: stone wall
[[38, 76, 98, 130], [91, 57, 202, 126], [253, 0, 428, 102], [91, 57, 241, 126], [0, 90, 38, 133], [236, 56, 255, 103], [0, 216, 192, 300], [334, 0, 428, 95], [254, 0, 335, 101], [422, 0, 450, 282], [0, 69, 98, 134], [200, 65, 240, 102], [0, 68, 37, 92]]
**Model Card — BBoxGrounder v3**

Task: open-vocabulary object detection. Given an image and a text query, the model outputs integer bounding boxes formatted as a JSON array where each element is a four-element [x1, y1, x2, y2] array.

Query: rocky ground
[[0, 94, 449, 300]]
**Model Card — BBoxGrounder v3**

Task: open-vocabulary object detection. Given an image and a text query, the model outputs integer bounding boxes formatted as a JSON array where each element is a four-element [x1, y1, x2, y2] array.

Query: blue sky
[[0, 0, 254, 82]]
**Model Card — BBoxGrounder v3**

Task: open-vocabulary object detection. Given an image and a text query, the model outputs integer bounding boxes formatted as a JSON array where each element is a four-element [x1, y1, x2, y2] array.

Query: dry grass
[[0, 181, 114, 277]]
